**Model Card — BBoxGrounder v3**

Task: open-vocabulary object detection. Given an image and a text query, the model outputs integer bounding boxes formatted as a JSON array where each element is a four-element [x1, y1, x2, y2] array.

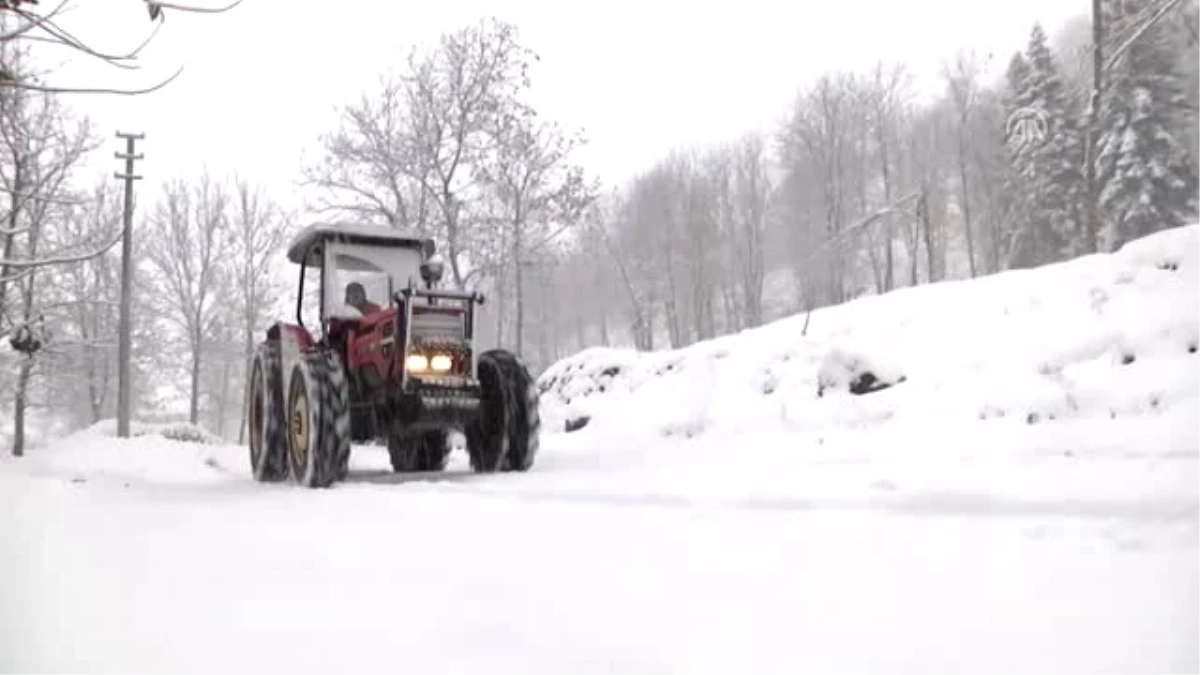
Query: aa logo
[[1006, 106, 1049, 150]]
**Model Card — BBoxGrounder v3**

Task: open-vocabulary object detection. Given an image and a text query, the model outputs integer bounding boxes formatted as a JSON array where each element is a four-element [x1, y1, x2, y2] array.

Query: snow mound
[[83, 419, 227, 446], [816, 347, 906, 396], [538, 224, 1200, 442], [3, 423, 242, 486]]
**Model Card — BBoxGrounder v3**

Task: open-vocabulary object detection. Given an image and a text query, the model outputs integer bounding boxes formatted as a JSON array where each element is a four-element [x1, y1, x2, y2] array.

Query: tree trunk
[[538, 264, 552, 372], [218, 357, 232, 438], [956, 125, 977, 278], [88, 355, 101, 424], [494, 259, 507, 348], [0, 159, 22, 328], [1081, 0, 1104, 253], [441, 186, 465, 289], [920, 188, 937, 282], [190, 325, 203, 425], [721, 282, 740, 334], [12, 356, 32, 457], [238, 324, 252, 443], [513, 218, 524, 357], [879, 133, 895, 291], [10, 191, 37, 457]]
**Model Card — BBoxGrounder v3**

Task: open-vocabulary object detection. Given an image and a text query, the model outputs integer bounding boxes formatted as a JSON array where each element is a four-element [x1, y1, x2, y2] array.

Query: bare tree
[[728, 132, 772, 327], [228, 176, 287, 442], [0, 44, 118, 345], [41, 179, 122, 428], [401, 17, 536, 289], [943, 51, 984, 278], [480, 105, 593, 355], [144, 173, 228, 425], [780, 73, 856, 306], [861, 62, 913, 291], [679, 153, 720, 341], [302, 76, 431, 233], [0, 65, 93, 455], [598, 191, 656, 351]]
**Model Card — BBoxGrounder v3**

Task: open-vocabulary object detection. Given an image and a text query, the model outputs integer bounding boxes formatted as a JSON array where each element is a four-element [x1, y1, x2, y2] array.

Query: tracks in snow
[[9, 448, 1194, 525], [237, 455, 1197, 523]]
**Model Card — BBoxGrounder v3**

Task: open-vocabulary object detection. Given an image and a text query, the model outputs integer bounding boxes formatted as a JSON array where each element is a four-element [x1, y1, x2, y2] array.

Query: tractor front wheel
[[285, 348, 351, 488], [466, 349, 540, 473]]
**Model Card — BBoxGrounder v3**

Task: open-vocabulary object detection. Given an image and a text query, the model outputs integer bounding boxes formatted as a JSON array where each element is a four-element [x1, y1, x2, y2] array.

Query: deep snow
[[2, 225, 1197, 673]]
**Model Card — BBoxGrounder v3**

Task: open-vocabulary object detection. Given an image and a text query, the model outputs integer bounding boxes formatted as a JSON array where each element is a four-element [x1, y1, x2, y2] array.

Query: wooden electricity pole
[[114, 131, 144, 439]]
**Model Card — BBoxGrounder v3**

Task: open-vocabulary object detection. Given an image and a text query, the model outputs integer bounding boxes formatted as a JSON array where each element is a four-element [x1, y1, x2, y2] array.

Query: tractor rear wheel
[[285, 347, 351, 488], [247, 343, 288, 482], [387, 429, 450, 472], [465, 349, 540, 473]]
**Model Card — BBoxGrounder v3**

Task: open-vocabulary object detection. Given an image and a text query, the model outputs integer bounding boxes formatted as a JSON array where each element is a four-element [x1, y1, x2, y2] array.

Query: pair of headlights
[[405, 353, 454, 373]]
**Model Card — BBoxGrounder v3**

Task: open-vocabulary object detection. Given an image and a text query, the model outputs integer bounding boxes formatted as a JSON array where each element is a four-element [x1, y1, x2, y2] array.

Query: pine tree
[[1001, 51, 1040, 268], [1096, 0, 1199, 249], [1016, 24, 1087, 263]]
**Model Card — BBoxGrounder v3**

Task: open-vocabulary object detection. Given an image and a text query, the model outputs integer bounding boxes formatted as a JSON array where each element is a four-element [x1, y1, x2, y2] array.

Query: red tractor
[[245, 223, 540, 488]]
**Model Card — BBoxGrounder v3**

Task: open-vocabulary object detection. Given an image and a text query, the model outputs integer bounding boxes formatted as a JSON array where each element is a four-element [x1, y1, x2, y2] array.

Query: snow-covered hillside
[[540, 223, 1198, 448], [1, 225, 1196, 673]]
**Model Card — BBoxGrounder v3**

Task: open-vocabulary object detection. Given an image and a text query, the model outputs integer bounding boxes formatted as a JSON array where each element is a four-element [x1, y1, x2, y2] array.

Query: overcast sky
[[50, 0, 1085, 217]]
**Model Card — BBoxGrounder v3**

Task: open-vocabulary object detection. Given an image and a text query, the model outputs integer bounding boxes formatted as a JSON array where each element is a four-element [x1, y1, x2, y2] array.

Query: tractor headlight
[[405, 354, 429, 372], [430, 354, 453, 372]]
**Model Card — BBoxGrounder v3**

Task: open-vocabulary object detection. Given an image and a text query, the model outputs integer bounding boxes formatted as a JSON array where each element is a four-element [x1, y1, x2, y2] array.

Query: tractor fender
[[265, 322, 317, 405], [266, 322, 315, 349]]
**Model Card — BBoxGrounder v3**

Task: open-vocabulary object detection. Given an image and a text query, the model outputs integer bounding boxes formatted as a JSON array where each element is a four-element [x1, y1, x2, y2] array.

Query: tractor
[[244, 222, 540, 488]]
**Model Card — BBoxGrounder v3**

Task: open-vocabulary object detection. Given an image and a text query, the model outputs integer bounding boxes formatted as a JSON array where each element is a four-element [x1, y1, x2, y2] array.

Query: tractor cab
[[285, 223, 467, 368], [286, 222, 432, 327]]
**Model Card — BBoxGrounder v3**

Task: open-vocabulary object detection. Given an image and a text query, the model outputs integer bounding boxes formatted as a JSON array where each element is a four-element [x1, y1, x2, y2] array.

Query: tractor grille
[[415, 379, 481, 413], [411, 312, 463, 341]]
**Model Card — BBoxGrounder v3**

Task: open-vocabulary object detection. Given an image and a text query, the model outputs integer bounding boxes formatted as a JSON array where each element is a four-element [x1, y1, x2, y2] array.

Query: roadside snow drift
[[539, 224, 1199, 446]]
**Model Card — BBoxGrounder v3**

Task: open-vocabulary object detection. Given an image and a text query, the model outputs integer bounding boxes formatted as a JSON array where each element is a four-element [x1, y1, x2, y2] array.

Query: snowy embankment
[[536, 224, 1198, 505]]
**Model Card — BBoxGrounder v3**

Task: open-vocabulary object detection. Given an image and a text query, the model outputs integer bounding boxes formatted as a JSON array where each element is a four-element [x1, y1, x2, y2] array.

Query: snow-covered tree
[[1010, 24, 1087, 263], [144, 174, 230, 426], [1096, 0, 1199, 248]]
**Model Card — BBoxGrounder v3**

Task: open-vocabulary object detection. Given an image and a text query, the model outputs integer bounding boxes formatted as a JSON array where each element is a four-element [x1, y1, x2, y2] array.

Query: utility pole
[[114, 132, 144, 439]]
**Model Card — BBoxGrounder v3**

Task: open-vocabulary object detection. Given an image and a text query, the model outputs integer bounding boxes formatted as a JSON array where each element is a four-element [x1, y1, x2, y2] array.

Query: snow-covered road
[[2, 429, 1196, 674]]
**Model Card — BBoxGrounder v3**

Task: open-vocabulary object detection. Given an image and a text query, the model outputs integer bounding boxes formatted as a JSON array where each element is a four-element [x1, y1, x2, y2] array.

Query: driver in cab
[[344, 282, 382, 316]]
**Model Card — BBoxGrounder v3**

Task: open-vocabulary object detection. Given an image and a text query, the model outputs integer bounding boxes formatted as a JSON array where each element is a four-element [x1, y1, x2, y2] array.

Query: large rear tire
[[285, 348, 351, 488], [247, 343, 288, 482], [465, 349, 540, 473], [387, 429, 450, 472]]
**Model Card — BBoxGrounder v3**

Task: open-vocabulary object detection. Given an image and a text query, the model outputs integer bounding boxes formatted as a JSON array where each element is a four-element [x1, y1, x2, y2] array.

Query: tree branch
[[149, 0, 245, 13], [0, 227, 121, 269], [1106, 0, 1186, 72], [0, 0, 69, 41], [0, 267, 33, 284], [16, 12, 163, 66], [0, 65, 182, 94]]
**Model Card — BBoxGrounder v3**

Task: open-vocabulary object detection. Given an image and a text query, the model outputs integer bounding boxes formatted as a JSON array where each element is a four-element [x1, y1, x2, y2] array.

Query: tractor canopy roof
[[286, 222, 433, 267]]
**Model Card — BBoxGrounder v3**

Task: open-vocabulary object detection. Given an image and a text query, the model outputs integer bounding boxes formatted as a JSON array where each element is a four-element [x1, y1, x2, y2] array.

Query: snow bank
[[2, 420, 242, 486], [83, 418, 227, 446], [538, 224, 1200, 447]]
